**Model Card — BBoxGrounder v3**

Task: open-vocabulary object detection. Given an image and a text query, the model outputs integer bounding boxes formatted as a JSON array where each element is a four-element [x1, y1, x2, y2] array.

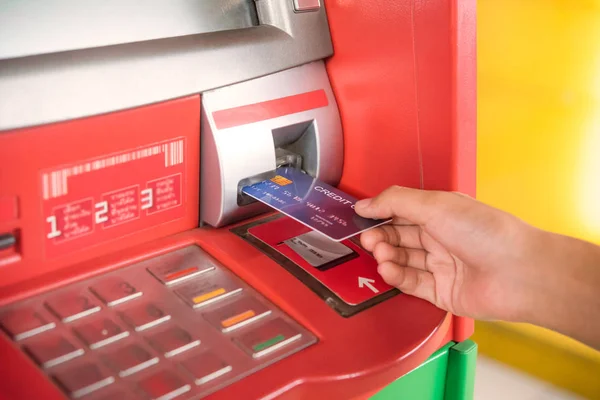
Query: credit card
[[241, 167, 391, 241]]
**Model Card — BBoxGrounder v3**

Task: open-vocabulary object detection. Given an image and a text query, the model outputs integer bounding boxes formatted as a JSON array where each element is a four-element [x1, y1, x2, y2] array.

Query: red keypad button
[[0, 307, 55, 340], [137, 370, 191, 400]]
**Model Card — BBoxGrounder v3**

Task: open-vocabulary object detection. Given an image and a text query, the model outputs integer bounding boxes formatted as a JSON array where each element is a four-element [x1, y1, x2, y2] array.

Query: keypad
[[0, 245, 317, 399]]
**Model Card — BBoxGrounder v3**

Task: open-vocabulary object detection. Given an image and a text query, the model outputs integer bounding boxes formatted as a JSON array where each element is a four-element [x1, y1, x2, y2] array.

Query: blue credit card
[[241, 167, 391, 241]]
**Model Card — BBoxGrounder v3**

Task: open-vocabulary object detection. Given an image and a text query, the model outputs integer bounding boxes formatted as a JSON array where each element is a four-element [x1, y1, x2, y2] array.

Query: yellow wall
[[475, 0, 600, 397]]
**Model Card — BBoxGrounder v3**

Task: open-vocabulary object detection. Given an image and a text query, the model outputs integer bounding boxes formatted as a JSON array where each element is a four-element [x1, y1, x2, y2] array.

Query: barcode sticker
[[41, 138, 187, 258], [42, 139, 184, 200]]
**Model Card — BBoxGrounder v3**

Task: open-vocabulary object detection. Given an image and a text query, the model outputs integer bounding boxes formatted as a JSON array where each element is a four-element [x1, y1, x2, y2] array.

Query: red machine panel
[[0, 96, 201, 293], [325, 0, 476, 340]]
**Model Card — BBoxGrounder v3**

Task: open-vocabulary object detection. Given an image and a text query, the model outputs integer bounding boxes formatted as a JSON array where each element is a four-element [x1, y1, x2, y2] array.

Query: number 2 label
[[95, 201, 108, 224]]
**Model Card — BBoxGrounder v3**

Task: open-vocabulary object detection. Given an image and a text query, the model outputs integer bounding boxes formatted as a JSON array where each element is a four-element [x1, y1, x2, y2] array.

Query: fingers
[[378, 261, 436, 305], [355, 186, 437, 223], [355, 186, 471, 226], [360, 225, 424, 252], [360, 227, 389, 251], [372, 241, 427, 271]]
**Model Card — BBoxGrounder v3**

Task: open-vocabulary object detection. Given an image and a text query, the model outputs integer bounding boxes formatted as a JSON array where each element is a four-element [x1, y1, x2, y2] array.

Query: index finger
[[355, 186, 442, 226], [361, 224, 424, 252]]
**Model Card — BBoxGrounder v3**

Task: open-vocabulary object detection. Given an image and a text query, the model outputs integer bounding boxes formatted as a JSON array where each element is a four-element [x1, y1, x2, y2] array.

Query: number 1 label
[[46, 215, 61, 239]]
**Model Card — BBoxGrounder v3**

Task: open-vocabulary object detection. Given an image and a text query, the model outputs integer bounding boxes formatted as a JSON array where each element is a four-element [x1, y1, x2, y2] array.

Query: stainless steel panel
[[0, 0, 258, 60], [0, 0, 333, 131], [200, 61, 344, 227]]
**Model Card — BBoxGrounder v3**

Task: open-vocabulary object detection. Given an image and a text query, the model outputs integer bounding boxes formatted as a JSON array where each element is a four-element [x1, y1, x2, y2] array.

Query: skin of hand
[[355, 186, 600, 350]]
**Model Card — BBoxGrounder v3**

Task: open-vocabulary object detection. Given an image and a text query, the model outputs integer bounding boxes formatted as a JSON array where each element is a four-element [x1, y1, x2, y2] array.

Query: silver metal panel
[[0, 0, 258, 60], [200, 61, 344, 228], [0, 0, 333, 131]]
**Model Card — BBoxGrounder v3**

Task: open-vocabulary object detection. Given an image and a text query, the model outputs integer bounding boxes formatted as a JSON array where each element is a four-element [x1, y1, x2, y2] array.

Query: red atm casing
[[0, 0, 476, 398]]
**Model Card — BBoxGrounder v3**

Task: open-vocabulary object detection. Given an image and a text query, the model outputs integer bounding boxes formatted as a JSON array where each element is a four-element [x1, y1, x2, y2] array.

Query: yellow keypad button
[[175, 280, 242, 309]]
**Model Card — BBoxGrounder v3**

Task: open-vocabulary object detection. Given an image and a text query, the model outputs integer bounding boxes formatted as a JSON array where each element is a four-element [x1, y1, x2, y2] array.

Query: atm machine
[[0, 1, 477, 399]]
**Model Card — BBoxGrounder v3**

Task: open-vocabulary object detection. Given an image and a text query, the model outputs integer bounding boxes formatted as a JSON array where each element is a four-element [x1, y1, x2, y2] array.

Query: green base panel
[[371, 340, 478, 400]]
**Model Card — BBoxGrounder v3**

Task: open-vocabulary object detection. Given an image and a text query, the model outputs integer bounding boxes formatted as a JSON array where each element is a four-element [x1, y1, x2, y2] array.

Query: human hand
[[355, 186, 553, 322], [355, 186, 600, 349]]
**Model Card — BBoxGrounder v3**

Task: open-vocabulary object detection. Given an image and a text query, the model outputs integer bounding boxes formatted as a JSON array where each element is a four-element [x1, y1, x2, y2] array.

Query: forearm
[[524, 231, 600, 350]]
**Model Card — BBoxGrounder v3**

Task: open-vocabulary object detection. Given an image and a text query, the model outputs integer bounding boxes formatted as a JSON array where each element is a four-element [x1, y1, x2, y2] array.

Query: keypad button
[[45, 292, 101, 323], [53, 362, 115, 399], [24, 333, 85, 368], [180, 351, 232, 386], [234, 318, 302, 359], [90, 277, 142, 306], [73, 318, 129, 349], [203, 296, 271, 333], [104, 343, 159, 377], [148, 263, 214, 286], [137, 370, 191, 400], [146, 326, 200, 358], [94, 389, 134, 400], [0, 308, 56, 340], [120, 303, 171, 332], [175, 280, 242, 309]]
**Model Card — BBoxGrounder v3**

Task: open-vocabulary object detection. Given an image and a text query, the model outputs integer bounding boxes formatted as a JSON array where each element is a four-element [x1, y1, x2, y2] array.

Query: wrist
[[520, 230, 600, 349]]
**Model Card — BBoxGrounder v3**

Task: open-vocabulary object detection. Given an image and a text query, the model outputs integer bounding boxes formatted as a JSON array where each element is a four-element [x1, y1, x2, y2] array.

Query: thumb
[[355, 186, 441, 225]]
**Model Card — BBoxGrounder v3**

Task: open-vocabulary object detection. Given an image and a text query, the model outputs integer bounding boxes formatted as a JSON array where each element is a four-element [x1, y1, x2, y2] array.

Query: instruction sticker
[[41, 138, 186, 258]]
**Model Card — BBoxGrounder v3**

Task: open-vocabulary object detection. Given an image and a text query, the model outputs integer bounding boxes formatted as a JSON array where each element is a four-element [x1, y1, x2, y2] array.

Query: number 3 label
[[141, 188, 153, 210]]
